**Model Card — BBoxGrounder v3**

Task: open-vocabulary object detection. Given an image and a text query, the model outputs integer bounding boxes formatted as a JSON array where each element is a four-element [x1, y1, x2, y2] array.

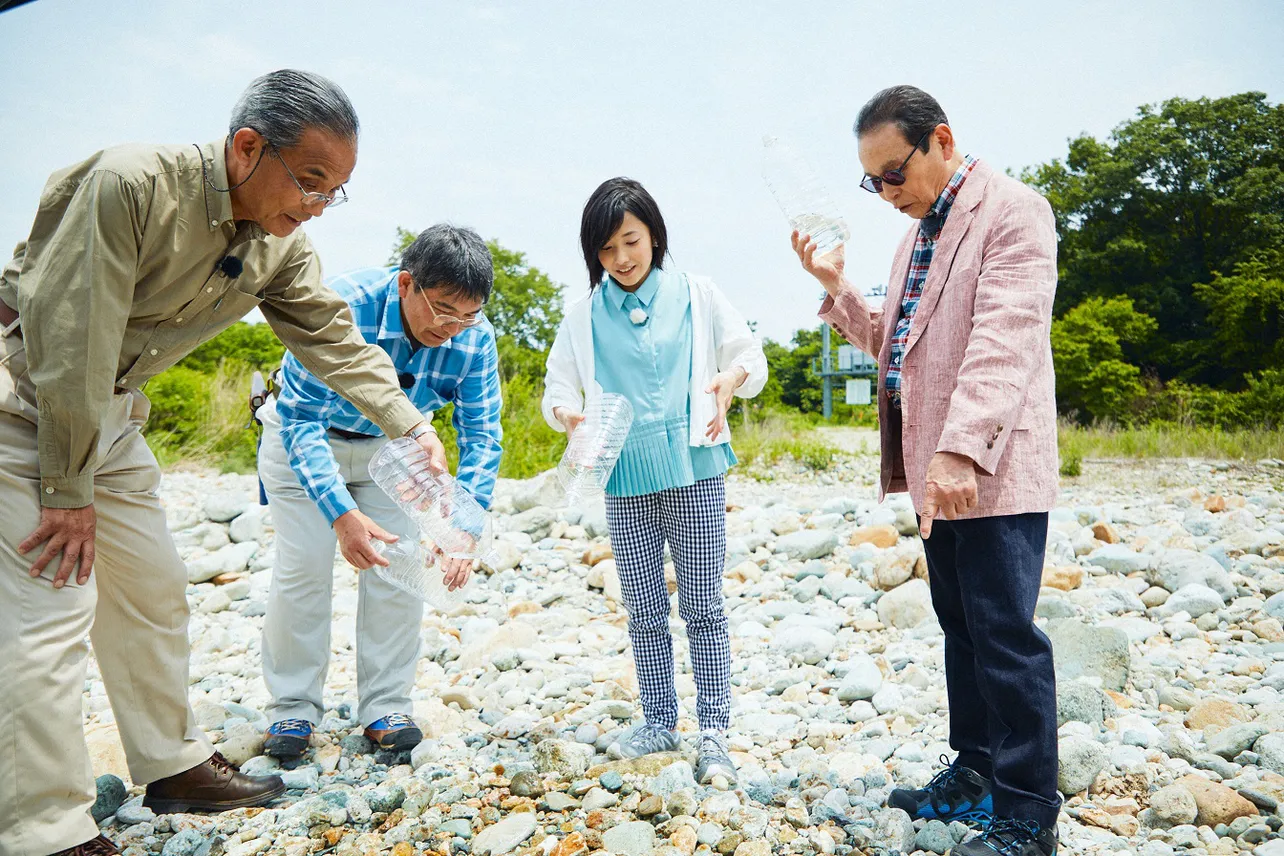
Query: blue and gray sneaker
[[887, 755, 993, 826], [263, 719, 313, 760]]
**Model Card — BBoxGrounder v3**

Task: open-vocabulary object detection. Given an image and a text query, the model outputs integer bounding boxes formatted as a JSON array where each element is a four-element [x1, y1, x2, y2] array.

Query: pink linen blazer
[[819, 159, 1059, 519]]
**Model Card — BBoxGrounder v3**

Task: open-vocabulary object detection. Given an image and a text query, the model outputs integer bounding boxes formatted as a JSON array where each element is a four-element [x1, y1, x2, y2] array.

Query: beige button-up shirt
[[1, 138, 424, 508]]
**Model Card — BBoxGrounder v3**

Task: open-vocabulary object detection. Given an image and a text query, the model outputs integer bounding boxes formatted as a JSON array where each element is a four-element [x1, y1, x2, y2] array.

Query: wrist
[[405, 421, 437, 441]]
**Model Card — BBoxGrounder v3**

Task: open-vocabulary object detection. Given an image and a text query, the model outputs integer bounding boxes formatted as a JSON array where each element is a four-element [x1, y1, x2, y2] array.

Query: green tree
[[177, 321, 284, 374], [1192, 258, 1284, 384], [1023, 92, 1284, 385], [1050, 296, 1157, 424]]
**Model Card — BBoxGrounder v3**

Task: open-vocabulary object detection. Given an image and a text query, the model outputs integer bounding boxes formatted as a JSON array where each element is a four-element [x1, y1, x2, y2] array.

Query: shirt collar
[[920, 154, 978, 240], [202, 137, 267, 241], [605, 267, 661, 311], [380, 272, 455, 352]]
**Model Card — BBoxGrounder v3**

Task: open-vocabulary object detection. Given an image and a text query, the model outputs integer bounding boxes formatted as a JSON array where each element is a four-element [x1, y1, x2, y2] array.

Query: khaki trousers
[[257, 401, 424, 728], [0, 330, 212, 856]]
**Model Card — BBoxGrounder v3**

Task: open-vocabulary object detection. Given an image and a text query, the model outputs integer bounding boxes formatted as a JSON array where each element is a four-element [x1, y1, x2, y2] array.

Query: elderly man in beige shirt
[[0, 70, 445, 856]]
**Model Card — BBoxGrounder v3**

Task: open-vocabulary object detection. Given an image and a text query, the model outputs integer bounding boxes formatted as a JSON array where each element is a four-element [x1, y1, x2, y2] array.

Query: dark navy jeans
[[920, 511, 1061, 829]]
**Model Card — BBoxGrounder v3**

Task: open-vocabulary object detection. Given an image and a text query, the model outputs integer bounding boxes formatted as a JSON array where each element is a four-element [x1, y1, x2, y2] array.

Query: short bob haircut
[[579, 177, 668, 289]]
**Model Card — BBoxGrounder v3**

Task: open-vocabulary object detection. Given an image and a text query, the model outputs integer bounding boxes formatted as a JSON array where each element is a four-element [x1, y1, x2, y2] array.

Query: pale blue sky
[[2, 1, 1281, 342]]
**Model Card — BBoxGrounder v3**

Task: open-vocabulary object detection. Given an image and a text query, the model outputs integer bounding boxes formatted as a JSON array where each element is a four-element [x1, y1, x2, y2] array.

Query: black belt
[[329, 426, 381, 441]]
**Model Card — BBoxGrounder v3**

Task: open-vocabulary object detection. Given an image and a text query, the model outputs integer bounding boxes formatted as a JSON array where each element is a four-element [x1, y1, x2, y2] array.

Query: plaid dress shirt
[[274, 267, 503, 523], [885, 155, 979, 401]]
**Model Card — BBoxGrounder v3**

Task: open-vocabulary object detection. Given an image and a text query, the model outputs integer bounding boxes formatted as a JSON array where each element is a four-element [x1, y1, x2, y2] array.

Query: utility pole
[[813, 284, 884, 421], [821, 322, 832, 419]]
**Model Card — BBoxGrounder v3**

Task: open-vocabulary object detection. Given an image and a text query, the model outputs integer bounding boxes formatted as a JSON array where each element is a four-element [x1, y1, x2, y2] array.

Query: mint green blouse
[[591, 267, 735, 498]]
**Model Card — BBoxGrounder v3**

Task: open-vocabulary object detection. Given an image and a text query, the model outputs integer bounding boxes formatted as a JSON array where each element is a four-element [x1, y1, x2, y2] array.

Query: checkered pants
[[605, 476, 731, 731]]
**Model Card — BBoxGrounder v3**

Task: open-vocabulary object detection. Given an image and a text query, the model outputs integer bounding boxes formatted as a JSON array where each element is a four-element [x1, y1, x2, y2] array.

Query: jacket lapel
[[903, 161, 992, 358], [881, 231, 915, 363]]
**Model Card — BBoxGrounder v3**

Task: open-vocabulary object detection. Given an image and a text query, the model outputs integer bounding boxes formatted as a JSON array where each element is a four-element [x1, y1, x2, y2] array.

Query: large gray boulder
[[1046, 618, 1131, 691]]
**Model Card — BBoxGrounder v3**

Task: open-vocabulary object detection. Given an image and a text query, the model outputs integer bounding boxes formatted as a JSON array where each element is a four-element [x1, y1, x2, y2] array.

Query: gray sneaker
[[695, 730, 737, 784], [607, 722, 682, 760]]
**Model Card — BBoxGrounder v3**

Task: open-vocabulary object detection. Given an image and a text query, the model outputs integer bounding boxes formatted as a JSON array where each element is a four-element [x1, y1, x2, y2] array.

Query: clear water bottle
[[368, 437, 498, 566], [369, 537, 469, 610], [762, 135, 850, 256], [556, 393, 634, 506]]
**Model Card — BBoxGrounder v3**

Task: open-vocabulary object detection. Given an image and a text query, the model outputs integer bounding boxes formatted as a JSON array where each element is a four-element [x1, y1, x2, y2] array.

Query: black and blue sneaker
[[887, 755, 994, 826], [952, 818, 1058, 855], [364, 713, 423, 751], [263, 718, 313, 760]]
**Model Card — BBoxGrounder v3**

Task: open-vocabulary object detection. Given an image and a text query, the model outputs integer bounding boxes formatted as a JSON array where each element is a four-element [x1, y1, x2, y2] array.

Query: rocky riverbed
[[81, 450, 1284, 856]]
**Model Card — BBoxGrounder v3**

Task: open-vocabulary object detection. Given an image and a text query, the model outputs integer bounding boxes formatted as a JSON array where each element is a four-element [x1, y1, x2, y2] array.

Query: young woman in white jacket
[[542, 177, 767, 783]]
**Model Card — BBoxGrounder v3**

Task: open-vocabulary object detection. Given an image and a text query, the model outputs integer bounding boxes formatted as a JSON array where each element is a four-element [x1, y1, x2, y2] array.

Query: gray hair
[[402, 224, 494, 304], [229, 69, 359, 148], [854, 85, 948, 152]]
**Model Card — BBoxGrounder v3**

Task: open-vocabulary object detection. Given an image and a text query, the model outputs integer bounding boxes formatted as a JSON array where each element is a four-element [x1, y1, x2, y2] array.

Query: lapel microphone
[[218, 255, 244, 279], [398, 372, 415, 389]]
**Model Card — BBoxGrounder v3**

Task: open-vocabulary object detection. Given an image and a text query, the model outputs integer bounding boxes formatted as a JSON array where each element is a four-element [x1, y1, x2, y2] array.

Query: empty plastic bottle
[[368, 437, 497, 566], [761, 135, 850, 256], [369, 537, 469, 610], [556, 393, 634, 506]]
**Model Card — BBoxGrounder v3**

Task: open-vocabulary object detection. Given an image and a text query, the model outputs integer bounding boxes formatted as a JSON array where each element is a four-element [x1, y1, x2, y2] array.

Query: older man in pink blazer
[[794, 86, 1061, 856]]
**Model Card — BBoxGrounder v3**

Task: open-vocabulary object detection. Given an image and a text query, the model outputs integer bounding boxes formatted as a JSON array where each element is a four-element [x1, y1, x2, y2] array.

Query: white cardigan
[[541, 273, 768, 446]]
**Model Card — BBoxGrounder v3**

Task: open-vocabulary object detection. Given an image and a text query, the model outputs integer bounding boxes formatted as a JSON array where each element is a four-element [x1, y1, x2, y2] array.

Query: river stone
[[472, 812, 537, 855], [1046, 618, 1131, 691]]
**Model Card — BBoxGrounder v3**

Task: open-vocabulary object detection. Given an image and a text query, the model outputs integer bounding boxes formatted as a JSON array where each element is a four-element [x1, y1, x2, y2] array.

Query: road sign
[[845, 378, 871, 405]]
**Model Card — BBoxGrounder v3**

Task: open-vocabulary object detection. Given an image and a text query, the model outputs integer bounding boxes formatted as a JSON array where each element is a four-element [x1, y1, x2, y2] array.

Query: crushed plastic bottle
[[369, 537, 469, 611], [368, 437, 497, 566], [762, 135, 850, 256], [556, 393, 634, 506]]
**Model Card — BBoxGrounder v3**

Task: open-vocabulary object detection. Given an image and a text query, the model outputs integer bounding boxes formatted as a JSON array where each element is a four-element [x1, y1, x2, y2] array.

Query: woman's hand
[[553, 406, 586, 440], [705, 367, 747, 440]]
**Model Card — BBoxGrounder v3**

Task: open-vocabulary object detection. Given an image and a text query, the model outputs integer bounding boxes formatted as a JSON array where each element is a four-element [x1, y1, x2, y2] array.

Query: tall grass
[[147, 361, 260, 472], [431, 374, 565, 480], [733, 409, 838, 472], [1058, 418, 1284, 463], [144, 366, 843, 478]]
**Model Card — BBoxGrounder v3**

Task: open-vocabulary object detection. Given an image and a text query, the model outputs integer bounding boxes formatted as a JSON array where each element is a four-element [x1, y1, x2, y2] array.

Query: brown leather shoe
[[142, 752, 285, 813], [50, 835, 119, 856]]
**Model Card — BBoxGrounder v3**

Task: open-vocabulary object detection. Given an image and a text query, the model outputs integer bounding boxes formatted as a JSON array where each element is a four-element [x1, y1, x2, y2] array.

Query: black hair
[[579, 177, 668, 289], [854, 85, 949, 153], [400, 223, 493, 303]]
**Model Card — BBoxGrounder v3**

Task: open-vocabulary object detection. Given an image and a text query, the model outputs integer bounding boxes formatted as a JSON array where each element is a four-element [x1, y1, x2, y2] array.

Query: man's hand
[[335, 509, 398, 570], [791, 230, 846, 297], [409, 422, 447, 473], [553, 406, 586, 440], [705, 368, 747, 440], [20, 505, 97, 588], [920, 452, 979, 539], [438, 553, 475, 592]]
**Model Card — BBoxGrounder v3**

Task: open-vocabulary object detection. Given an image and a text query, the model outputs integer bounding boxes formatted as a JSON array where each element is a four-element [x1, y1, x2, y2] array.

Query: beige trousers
[[0, 330, 212, 856], [257, 400, 423, 729]]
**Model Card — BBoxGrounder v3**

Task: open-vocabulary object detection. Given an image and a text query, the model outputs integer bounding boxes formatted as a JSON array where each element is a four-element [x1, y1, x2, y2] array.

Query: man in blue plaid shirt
[[256, 224, 502, 759]]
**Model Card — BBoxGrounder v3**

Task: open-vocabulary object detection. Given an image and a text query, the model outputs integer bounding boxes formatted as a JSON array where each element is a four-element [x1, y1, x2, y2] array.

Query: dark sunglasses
[[860, 128, 934, 194]]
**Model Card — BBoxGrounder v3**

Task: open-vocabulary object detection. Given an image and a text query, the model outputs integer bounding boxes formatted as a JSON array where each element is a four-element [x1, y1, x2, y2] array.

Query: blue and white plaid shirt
[[275, 267, 503, 524]]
